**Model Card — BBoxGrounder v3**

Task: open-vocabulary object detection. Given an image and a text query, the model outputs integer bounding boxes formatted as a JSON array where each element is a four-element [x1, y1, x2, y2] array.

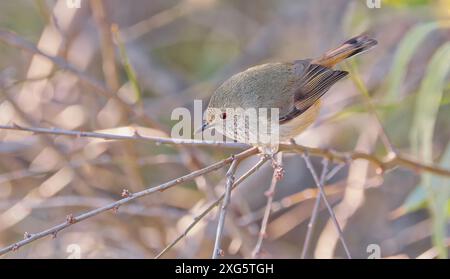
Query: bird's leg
[[270, 153, 284, 182]]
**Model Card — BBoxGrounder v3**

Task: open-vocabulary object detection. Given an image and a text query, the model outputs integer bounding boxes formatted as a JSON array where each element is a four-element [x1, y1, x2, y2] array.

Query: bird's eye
[[220, 112, 227, 119]]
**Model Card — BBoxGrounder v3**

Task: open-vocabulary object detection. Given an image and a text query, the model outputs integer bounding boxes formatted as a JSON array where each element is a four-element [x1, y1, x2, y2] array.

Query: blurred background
[[0, 0, 449, 258]]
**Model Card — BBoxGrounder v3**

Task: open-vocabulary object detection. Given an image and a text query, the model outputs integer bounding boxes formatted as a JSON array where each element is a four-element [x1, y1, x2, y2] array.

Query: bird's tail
[[312, 34, 377, 68]]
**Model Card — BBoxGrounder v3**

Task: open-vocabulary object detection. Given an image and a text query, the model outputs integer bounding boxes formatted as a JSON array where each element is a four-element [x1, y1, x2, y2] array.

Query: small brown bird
[[200, 34, 377, 147]]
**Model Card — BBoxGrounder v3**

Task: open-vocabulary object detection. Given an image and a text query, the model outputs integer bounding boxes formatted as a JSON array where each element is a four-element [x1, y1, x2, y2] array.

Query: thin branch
[[1, 124, 449, 178], [0, 124, 247, 149], [302, 153, 352, 258], [325, 162, 347, 181], [252, 153, 283, 258], [90, 0, 120, 91], [212, 157, 239, 258], [237, 182, 344, 227], [0, 196, 186, 219], [237, 172, 383, 229], [0, 28, 161, 130], [344, 61, 397, 156], [0, 85, 98, 202], [0, 70, 59, 89], [301, 158, 329, 259], [155, 156, 269, 259], [120, 0, 206, 42], [0, 147, 258, 256], [283, 140, 450, 178], [0, 28, 210, 177], [0, 154, 184, 185]]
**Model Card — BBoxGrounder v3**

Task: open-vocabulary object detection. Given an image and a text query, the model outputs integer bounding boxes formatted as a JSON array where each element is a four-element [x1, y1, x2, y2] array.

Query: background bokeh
[[0, 0, 449, 258]]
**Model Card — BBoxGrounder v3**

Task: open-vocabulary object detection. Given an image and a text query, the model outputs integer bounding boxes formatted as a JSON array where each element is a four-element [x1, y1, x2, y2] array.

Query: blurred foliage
[[385, 22, 449, 103], [384, 0, 431, 8], [113, 25, 142, 103], [1, 0, 44, 39], [153, 39, 239, 81], [409, 40, 450, 258], [0, 0, 449, 258]]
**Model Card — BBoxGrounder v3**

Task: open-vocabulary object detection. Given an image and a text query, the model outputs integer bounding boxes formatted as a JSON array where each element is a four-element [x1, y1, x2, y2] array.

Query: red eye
[[220, 112, 227, 119]]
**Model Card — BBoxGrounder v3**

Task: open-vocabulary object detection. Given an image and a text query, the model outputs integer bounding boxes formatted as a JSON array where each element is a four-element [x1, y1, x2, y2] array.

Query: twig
[[0, 85, 98, 211], [90, 0, 120, 91], [0, 196, 185, 219], [0, 28, 161, 129], [120, 0, 210, 42], [252, 153, 283, 258], [301, 158, 329, 259], [344, 61, 397, 156], [237, 172, 383, 228], [1, 124, 449, 178], [0, 147, 258, 256], [325, 162, 347, 181], [237, 182, 344, 227], [0, 154, 183, 185], [0, 124, 247, 149], [302, 152, 352, 258], [155, 156, 269, 259], [212, 158, 239, 258], [0, 28, 208, 177], [282, 140, 450, 178]]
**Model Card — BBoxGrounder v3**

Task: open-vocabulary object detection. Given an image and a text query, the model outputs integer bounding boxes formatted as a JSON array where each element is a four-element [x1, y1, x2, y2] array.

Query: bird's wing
[[279, 60, 348, 123]]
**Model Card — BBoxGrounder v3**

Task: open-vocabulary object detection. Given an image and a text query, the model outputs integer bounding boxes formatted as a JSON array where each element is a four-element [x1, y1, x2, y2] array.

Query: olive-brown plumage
[[202, 34, 377, 144]]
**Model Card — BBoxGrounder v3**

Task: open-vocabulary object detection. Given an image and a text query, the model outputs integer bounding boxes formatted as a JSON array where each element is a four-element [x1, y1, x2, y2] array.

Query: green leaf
[[385, 22, 447, 103], [112, 25, 142, 103], [428, 143, 450, 257], [410, 42, 450, 157], [384, 0, 430, 7], [447, 199, 450, 216], [410, 42, 450, 258], [402, 186, 428, 213]]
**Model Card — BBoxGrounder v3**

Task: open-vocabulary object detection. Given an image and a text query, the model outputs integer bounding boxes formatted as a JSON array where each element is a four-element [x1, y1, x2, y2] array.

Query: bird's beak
[[195, 121, 211, 134]]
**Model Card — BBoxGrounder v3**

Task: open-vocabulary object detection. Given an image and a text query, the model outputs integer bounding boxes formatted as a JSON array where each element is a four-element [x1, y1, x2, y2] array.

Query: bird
[[199, 34, 377, 150]]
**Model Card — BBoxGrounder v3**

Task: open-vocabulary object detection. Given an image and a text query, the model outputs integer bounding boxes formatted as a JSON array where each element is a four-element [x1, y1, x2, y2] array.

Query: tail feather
[[312, 34, 377, 68]]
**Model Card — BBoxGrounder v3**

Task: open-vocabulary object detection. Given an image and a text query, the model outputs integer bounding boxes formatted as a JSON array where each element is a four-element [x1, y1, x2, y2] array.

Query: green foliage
[[409, 41, 450, 258], [1, 0, 44, 39], [385, 22, 444, 103], [113, 27, 142, 103], [402, 185, 428, 213], [384, 0, 431, 8], [153, 39, 239, 80]]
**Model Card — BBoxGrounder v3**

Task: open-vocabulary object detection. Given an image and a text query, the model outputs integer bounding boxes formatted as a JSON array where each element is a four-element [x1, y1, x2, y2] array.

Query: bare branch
[[325, 162, 347, 181], [0, 28, 161, 129], [0, 124, 247, 149], [301, 158, 330, 259], [212, 157, 239, 258], [0, 147, 258, 256], [252, 153, 283, 258], [303, 153, 351, 258], [1, 122, 450, 257], [1, 124, 449, 178], [120, 0, 211, 42], [155, 156, 269, 259], [237, 182, 344, 227], [0, 27, 210, 192], [0, 196, 185, 219], [284, 140, 450, 178]]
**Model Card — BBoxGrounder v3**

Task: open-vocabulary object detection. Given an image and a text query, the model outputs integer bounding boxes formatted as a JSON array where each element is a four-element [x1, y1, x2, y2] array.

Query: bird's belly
[[213, 101, 321, 145], [279, 101, 321, 141]]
